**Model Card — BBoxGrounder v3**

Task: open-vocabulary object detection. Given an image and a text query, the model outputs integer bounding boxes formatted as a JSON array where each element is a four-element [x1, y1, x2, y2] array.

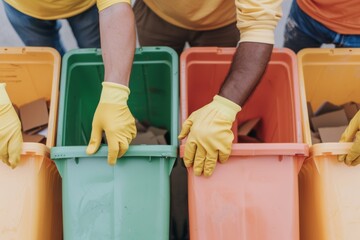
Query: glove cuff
[[100, 82, 130, 105], [0, 83, 11, 105], [213, 95, 241, 120]]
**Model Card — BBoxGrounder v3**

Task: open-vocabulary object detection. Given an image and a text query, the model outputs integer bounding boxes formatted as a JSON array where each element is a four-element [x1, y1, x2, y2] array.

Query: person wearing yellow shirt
[[133, 2, 282, 239], [3, 0, 101, 56], [134, 0, 282, 177], [1, 0, 137, 168]]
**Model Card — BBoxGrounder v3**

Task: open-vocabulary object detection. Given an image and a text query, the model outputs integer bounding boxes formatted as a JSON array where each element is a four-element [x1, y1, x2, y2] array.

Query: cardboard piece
[[131, 131, 158, 145], [155, 135, 167, 145], [307, 102, 314, 118], [238, 135, 262, 143], [311, 136, 321, 144], [311, 109, 348, 132], [237, 118, 262, 143], [148, 126, 168, 136], [135, 120, 148, 133], [46, 100, 51, 110], [314, 101, 341, 116], [37, 127, 48, 137], [341, 102, 360, 121], [26, 125, 47, 135], [238, 118, 261, 136], [318, 126, 347, 143], [19, 98, 49, 133], [22, 133, 45, 143]]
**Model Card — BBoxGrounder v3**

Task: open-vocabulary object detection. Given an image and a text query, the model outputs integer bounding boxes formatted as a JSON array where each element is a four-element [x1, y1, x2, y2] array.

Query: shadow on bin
[[179, 47, 308, 240]]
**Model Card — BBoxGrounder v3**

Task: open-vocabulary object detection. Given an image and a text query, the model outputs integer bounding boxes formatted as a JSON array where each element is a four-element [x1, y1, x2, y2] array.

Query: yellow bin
[[298, 48, 360, 240], [0, 47, 62, 240]]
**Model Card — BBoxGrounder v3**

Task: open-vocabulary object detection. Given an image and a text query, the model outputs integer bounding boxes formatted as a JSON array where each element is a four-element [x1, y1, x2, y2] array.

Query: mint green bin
[[51, 47, 178, 240]]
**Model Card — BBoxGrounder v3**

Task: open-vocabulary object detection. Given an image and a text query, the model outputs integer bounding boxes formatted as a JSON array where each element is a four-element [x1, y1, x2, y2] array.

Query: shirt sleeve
[[235, 0, 282, 44], [97, 0, 131, 11]]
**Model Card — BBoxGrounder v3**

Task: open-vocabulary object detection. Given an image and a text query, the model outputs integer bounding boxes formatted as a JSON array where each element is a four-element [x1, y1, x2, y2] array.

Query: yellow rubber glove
[[0, 83, 22, 168], [86, 82, 136, 165], [178, 95, 241, 177], [338, 110, 360, 166]]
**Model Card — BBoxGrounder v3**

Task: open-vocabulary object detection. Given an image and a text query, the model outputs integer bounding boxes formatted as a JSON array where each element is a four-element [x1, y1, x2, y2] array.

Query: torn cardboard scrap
[[19, 98, 49, 133], [237, 118, 262, 143]]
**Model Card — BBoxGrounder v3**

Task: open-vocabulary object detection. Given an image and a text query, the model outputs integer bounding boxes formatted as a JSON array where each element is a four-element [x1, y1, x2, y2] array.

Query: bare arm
[[219, 0, 282, 105], [99, 3, 135, 86], [219, 42, 273, 105]]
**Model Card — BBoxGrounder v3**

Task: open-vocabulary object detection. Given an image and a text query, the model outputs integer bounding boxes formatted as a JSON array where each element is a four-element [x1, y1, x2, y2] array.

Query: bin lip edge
[[310, 142, 352, 156], [51, 145, 178, 159], [179, 143, 308, 157], [21, 143, 49, 156]]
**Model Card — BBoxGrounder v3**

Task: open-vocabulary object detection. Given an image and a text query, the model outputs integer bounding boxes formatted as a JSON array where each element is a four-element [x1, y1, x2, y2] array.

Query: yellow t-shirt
[[4, 0, 130, 20], [144, 0, 282, 44], [298, 0, 360, 34]]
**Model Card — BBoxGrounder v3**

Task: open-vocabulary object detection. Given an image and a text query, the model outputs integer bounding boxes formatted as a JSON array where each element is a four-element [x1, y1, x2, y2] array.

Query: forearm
[[99, 3, 135, 86], [219, 42, 273, 105]]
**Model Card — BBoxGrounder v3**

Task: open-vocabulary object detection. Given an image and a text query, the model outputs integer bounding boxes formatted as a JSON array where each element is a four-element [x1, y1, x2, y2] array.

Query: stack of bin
[[179, 47, 308, 240], [0, 47, 62, 240], [51, 47, 178, 240], [298, 48, 360, 240]]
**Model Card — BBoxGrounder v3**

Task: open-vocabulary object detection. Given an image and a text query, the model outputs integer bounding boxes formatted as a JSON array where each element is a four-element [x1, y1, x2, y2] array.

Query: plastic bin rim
[[51, 145, 177, 160], [179, 143, 308, 157], [310, 142, 352, 156], [180, 46, 295, 58], [297, 48, 360, 59], [21, 143, 50, 156]]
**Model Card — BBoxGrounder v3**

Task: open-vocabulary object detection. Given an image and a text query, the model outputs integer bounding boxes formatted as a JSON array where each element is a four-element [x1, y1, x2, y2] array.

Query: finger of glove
[[86, 124, 102, 155], [338, 154, 346, 162], [178, 118, 193, 140], [340, 113, 360, 142], [203, 151, 218, 177], [117, 140, 129, 160], [344, 132, 360, 165], [219, 151, 231, 164], [345, 149, 360, 166], [0, 142, 10, 166], [1, 155, 10, 167], [350, 156, 360, 166], [193, 146, 206, 176], [107, 137, 120, 166], [183, 141, 197, 168], [8, 131, 22, 169]]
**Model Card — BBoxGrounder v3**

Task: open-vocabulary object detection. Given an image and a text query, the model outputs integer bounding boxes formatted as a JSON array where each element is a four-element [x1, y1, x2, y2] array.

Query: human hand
[[179, 95, 241, 177], [338, 110, 360, 166], [0, 83, 22, 168], [86, 82, 136, 165]]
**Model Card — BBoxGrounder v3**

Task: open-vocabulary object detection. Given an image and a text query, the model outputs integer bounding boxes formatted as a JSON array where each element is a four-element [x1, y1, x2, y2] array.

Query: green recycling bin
[[51, 47, 178, 240]]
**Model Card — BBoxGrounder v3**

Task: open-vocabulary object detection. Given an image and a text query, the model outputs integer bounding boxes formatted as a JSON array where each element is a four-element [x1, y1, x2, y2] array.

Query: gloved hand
[[86, 82, 136, 165], [0, 83, 22, 168], [178, 95, 241, 177], [338, 110, 360, 166]]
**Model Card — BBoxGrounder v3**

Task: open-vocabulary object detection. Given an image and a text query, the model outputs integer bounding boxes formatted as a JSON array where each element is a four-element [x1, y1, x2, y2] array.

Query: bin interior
[[0, 47, 58, 106], [57, 47, 177, 146], [0, 47, 60, 147], [300, 49, 360, 110], [298, 48, 360, 144], [182, 47, 300, 143]]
